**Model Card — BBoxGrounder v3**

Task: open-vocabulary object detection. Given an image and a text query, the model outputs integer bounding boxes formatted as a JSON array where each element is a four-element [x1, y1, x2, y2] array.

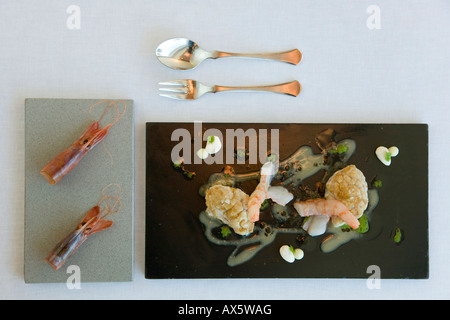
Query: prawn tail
[[248, 206, 260, 222], [339, 211, 360, 230]]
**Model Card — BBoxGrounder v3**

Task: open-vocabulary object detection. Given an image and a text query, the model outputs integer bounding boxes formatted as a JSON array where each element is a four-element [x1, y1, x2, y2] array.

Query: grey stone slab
[[24, 98, 134, 283]]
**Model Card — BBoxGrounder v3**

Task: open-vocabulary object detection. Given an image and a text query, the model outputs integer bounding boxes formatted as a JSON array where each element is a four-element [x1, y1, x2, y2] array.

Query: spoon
[[156, 38, 302, 70]]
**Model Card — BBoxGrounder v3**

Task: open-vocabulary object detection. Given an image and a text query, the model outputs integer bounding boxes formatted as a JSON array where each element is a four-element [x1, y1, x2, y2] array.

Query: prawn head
[[45, 205, 113, 271]]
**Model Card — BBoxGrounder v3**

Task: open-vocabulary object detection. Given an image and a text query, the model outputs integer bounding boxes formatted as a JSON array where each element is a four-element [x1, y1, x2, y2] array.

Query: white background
[[1, 0, 449, 299]]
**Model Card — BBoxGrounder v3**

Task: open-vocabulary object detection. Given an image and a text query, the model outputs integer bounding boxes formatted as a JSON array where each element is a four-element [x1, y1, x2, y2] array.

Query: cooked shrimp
[[248, 162, 276, 222], [293, 199, 360, 230], [45, 184, 122, 271], [248, 181, 269, 222], [40, 100, 126, 185]]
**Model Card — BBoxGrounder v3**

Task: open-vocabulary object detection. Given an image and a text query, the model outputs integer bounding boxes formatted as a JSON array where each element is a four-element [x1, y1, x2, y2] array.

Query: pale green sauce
[[320, 189, 379, 253], [199, 211, 300, 267], [198, 138, 379, 267]]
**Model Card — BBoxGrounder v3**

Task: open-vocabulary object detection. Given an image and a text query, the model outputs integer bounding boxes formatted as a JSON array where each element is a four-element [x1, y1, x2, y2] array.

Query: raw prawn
[[248, 162, 276, 222], [45, 183, 122, 271], [40, 100, 126, 185], [293, 199, 360, 230]]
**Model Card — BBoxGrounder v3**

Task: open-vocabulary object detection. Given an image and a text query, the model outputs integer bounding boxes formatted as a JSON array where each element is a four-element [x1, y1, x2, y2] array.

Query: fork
[[158, 79, 301, 100]]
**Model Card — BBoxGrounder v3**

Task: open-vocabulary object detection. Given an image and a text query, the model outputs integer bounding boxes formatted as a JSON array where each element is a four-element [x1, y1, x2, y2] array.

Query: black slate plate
[[145, 123, 428, 279]]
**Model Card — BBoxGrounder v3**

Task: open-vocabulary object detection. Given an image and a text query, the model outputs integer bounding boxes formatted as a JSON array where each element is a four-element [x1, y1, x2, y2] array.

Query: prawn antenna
[[88, 100, 127, 166], [97, 183, 122, 221], [89, 100, 127, 128]]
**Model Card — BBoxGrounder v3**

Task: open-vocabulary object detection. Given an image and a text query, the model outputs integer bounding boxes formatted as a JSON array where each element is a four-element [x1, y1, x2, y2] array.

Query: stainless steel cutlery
[[159, 79, 301, 100], [156, 38, 302, 70], [156, 38, 302, 100]]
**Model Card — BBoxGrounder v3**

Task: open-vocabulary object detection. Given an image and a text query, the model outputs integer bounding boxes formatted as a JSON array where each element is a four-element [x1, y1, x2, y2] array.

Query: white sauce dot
[[197, 136, 222, 160], [375, 146, 391, 166], [389, 146, 399, 157], [376, 146, 399, 166], [205, 136, 222, 154], [279, 245, 295, 263], [294, 248, 304, 260], [196, 148, 209, 159]]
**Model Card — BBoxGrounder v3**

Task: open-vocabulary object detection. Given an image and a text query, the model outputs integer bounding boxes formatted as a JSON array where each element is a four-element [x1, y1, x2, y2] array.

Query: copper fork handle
[[214, 80, 301, 97]]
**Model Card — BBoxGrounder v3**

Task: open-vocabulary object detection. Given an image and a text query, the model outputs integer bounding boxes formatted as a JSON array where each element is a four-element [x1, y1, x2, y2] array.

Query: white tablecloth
[[1, 0, 449, 299]]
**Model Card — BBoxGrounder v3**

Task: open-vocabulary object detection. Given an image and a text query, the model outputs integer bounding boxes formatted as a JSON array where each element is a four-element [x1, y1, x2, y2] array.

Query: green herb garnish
[[172, 160, 182, 169], [355, 215, 369, 233], [267, 154, 277, 162], [373, 180, 383, 188], [237, 149, 246, 159], [183, 171, 193, 179], [393, 228, 402, 243], [329, 144, 348, 155], [337, 144, 348, 154], [340, 214, 369, 234], [289, 245, 295, 254], [385, 151, 392, 162], [221, 226, 232, 238], [260, 199, 269, 210], [207, 135, 215, 144]]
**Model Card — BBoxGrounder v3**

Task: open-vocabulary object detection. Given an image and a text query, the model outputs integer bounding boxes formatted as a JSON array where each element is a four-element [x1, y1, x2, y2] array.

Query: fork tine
[[159, 86, 188, 93], [159, 93, 188, 100], [158, 80, 187, 87]]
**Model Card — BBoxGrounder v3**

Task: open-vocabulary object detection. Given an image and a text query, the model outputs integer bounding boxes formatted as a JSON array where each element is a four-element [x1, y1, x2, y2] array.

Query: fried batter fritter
[[325, 165, 368, 227], [205, 185, 254, 235]]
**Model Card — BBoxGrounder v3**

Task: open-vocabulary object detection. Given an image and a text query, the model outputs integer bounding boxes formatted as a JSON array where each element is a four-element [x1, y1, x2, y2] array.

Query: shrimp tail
[[40, 121, 111, 185], [338, 211, 360, 230]]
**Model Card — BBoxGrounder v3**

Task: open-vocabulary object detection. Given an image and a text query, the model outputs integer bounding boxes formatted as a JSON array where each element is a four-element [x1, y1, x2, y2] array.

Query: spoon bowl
[[156, 38, 302, 70]]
